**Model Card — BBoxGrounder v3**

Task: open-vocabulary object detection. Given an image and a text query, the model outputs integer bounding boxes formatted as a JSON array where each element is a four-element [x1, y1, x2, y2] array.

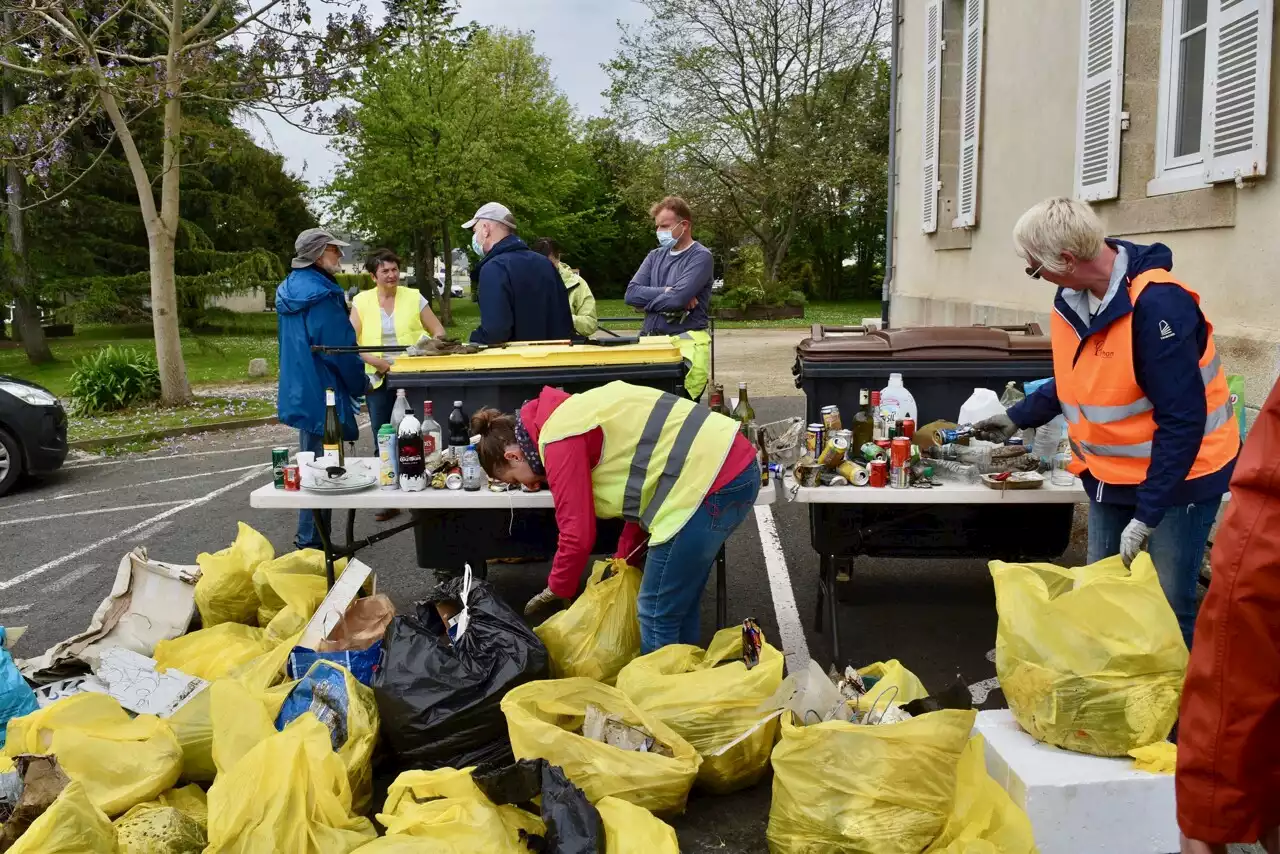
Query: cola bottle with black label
[[397, 407, 426, 492]]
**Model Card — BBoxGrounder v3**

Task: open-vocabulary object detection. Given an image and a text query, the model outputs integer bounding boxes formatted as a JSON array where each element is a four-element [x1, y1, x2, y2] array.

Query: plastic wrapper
[[6, 780, 118, 854], [990, 553, 1188, 756], [1, 693, 182, 817], [204, 714, 375, 853], [616, 626, 784, 794], [153, 623, 275, 682], [194, 522, 274, 627], [474, 759, 604, 853], [252, 549, 335, 627], [851, 660, 931, 715], [535, 559, 641, 685], [373, 575, 547, 771], [767, 710, 977, 854], [502, 677, 701, 815], [923, 735, 1037, 854], [0, 627, 36, 750]]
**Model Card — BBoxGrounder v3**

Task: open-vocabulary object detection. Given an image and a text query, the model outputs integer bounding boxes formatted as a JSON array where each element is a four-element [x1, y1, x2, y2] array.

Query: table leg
[[827, 556, 841, 664], [814, 553, 828, 633], [314, 508, 336, 589], [715, 545, 727, 629], [344, 509, 355, 546]]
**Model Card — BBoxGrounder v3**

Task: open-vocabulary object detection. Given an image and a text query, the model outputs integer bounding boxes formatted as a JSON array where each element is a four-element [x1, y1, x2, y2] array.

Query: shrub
[[335, 272, 375, 291], [69, 346, 162, 415]]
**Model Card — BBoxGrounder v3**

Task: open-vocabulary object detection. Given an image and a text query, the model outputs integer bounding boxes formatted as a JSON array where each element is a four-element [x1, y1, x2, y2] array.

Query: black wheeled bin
[[385, 338, 687, 571], [793, 323, 1073, 561]]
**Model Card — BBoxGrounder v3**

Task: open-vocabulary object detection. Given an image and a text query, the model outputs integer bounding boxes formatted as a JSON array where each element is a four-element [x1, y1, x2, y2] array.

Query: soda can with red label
[[869, 459, 888, 487], [891, 436, 911, 468], [282, 465, 301, 491]]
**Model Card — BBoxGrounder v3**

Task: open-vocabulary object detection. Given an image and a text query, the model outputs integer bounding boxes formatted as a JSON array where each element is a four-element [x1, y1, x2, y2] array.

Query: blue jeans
[[366, 382, 394, 441], [637, 463, 760, 653], [295, 430, 331, 550], [1087, 498, 1220, 649]]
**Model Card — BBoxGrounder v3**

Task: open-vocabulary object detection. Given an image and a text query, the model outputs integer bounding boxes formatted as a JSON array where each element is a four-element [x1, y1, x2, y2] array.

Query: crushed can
[[742, 618, 763, 670]]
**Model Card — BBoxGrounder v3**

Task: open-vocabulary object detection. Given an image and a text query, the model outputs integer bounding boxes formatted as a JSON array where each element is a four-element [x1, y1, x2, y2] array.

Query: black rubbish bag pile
[[474, 759, 605, 854]]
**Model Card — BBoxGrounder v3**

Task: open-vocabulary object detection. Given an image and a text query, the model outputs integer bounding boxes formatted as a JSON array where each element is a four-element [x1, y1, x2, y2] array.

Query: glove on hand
[[972, 412, 1017, 443], [1119, 518, 1152, 567]]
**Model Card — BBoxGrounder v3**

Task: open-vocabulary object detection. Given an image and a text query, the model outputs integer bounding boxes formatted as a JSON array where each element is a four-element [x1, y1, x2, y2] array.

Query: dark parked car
[[0, 375, 68, 496]]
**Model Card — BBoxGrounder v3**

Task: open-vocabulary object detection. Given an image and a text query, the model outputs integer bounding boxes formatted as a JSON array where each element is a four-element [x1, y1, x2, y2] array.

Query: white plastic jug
[[958, 387, 1005, 425], [878, 373, 918, 421]]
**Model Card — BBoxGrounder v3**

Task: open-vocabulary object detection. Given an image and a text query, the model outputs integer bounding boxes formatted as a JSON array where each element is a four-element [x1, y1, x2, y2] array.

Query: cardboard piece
[[298, 559, 374, 650]]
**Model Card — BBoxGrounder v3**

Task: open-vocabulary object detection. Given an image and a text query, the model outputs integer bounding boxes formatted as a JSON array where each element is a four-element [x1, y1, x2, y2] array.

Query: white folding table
[[249, 458, 777, 628], [785, 476, 1089, 660]]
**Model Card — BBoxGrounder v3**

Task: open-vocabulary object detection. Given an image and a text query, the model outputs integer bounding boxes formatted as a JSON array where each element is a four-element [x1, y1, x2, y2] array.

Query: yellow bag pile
[[616, 626, 784, 794], [113, 784, 209, 854], [6, 780, 119, 854], [990, 553, 1188, 756], [153, 623, 276, 682], [204, 714, 376, 853], [923, 736, 1037, 854], [535, 559, 641, 685], [2, 693, 182, 817], [501, 677, 701, 815], [597, 796, 680, 854], [253, 549, 338, 642], [194, 522, 274, 627], [767, 709, 977, 854], [852, 659, 930, 714]]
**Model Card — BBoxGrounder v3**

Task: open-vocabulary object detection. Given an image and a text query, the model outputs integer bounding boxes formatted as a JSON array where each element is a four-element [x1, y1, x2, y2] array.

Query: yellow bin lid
[[391, 337, 684, 373]]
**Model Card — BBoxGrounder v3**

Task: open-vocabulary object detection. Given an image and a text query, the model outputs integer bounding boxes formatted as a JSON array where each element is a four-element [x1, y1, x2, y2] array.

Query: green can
[[271, 447, 290, 488]]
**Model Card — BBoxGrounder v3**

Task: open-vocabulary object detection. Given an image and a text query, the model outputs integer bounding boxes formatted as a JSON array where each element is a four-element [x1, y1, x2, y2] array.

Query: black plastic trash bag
[[474, 759, 605, 854], [373, 572, 549, 771]]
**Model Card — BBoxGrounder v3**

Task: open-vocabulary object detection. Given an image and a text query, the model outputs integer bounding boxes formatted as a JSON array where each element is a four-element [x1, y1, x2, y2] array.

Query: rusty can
[[901, 418, 915, 440], [818, 435, 849, 469], [890, 464, 910, 489], [805, 424, 825, 458], [891, 436, 911, 468], [795, 462, 823, 488], [868, 459, 888, 487], [821, 405, 843, 433], [282, 464, 301, 491]]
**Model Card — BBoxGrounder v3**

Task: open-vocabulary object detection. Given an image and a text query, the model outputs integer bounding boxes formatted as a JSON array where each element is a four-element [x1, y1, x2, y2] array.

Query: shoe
[[375, 509, 401, 522]]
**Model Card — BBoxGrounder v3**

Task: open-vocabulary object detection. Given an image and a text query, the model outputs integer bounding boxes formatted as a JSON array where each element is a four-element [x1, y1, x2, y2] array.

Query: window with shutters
[[921, 0, 943, 233], [1074, 0, 1126, 202], [952, 0, 984, 229]]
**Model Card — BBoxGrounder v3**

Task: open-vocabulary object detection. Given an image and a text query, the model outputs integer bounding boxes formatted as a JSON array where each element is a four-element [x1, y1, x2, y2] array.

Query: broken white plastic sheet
[[18, 547, 198, 681]]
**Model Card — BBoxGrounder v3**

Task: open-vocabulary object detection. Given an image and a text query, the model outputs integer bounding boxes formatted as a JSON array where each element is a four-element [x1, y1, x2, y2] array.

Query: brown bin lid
[[797, 324, 1050, 362]]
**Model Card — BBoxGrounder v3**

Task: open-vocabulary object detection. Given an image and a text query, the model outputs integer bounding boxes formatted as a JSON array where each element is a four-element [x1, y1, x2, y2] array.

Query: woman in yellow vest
[[471, 380, 760, 652], [974, 198, 1239, 649], [350, 249, 446, 518]]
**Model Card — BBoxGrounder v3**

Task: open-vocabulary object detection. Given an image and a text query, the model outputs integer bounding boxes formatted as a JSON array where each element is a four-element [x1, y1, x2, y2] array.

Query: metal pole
[[880, 0, 901, 330]]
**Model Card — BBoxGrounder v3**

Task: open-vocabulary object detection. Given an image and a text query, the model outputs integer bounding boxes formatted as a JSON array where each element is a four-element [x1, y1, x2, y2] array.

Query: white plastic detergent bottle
[[878, 373, 917, 421], [958, 387, 1006, 425]]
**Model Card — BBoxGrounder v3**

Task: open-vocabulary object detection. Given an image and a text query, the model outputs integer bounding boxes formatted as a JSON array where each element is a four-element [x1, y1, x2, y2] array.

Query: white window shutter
[[953, 0, 985, 228], [1202, 0, 1272, 182], [921, 0, 943, 233], [1073, 0, 1126, 201]]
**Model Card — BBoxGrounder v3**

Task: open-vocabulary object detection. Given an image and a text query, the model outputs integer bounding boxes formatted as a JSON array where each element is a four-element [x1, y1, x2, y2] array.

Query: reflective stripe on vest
[[538, 380, 739, 544], [1050, 270, 1239, 483], [354, 287, 427, 387]]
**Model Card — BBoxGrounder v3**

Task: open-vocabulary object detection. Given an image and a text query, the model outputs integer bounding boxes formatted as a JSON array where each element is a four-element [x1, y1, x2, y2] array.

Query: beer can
[[445, 471, 463, 490], [805, 424, 826, 458], [868, 459, 888, 487], [837, 459, 870, 486], [282, 465, 301, 491], [891, 436, 911, 468], [936, 425, 974, 445], [901, 418, 916, 440], [861, 441, 886, 462], [818, 435, 849, 469], [821, 405, 843, 433], [890, 464, 910, 489], [271, 447, 289, 489], [833, 428, 854, 447]]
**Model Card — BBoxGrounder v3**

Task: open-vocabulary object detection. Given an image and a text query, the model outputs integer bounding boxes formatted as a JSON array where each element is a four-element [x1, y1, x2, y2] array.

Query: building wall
[[210, 289, 267, 313], [892, 0, 1280, 413]]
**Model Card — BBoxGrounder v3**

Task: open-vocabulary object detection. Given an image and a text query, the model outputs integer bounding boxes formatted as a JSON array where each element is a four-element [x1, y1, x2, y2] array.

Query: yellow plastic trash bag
[[167, 688, 215, 783], [375, 767, 542, 853], [767, 710, 977, 854], [990, 553, 1188, 757], [502, 677, 701, 815], [2, 693, 182, 817], [194, 521, 274, 627], [535, 558, 641, 685], [228, 629, 301, 692], [252, 549, 332, 625], [114, 801, 206, 854], [204, 714, 376, 854], [616, 626, 784, 794], [351, 839, 438, 852], [924, 735, 1037, 854], [7, 780, 119, 854], [1130, 741, 1177, 774], [597, 796, 680, 854], [854, 660, 930, 714], [153, 623, 275, 682]]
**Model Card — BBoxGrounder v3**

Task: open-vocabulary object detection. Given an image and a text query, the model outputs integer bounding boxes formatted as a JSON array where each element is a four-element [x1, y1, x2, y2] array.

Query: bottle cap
[[455, 400, 464, 407], [470, 434, 482, 445]]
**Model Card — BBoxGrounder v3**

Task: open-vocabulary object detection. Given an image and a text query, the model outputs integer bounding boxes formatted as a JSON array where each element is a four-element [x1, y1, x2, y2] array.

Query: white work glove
[[972, 412, 1017, 443], [523, 586, 567, 618], [1119, 519, 1152, 567]]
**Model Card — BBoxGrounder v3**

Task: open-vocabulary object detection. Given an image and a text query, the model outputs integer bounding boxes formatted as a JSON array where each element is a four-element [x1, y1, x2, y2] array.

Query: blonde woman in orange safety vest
[[973, 197, 1239, 649]]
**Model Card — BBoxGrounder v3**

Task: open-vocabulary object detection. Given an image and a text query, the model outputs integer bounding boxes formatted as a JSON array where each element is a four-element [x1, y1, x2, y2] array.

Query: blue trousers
[[637, 464, 760, 653], [295, 430, 330, 550], [1087, 497, 1220, 649]]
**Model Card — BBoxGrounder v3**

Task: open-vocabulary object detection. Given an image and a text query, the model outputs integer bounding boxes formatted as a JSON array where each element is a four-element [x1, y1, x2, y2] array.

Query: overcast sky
[[243, 0, 650, 189]]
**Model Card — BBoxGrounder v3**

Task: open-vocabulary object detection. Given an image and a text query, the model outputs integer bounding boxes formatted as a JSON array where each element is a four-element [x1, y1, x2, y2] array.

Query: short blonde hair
[[1012, 197, 1105, 274]]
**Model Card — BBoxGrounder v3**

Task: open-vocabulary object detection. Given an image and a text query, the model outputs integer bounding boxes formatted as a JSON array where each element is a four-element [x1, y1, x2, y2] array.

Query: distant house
[[891, 0, 1275, 411]]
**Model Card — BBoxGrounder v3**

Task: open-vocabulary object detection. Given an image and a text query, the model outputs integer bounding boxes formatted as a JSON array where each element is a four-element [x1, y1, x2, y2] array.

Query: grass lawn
[[70, 396, 277, 443]]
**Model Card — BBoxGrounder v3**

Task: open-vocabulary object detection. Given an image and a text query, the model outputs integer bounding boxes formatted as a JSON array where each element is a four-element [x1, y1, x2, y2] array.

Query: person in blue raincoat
[[275, 227, 369, 549]]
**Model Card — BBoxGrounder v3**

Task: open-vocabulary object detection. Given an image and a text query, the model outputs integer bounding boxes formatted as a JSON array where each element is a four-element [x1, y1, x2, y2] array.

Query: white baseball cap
[[462, 202, 517, 230]]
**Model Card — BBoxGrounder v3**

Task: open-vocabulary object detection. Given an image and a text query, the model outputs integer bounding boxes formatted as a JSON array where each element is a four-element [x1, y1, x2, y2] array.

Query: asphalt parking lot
[[0, 396, 1090, 851]]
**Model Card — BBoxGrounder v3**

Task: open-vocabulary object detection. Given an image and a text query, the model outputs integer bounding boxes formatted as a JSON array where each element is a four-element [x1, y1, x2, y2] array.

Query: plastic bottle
[[930, 458, 980, 484], [999, 381, 1025, 408], [448, 401, 470, 450], [461, 439, 484, 491], [421, 401, 443, 469], [930, 442, 993, 471], [958, 387, 1005, 425], [878, 373, 917, 421], [1051, 437, 1075, 486], [397, 408, 426, 492], [389, 388, 411, 479]]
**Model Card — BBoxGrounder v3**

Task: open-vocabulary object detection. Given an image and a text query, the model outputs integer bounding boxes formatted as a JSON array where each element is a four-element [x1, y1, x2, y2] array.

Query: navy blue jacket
[[275, 265, 366, 439], [1009, 239, 1235, 525], [469, 235, 574, 345]]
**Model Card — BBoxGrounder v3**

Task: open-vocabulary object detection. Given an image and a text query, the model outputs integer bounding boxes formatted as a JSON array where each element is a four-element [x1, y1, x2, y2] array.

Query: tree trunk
[[438, 220, 453, 326], [147, 227, 190, 403], [423, 226, 437, 305]]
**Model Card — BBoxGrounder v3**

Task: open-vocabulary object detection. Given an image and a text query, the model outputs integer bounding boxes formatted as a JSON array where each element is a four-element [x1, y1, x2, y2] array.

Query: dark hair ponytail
[[471, 408, 516, 475]]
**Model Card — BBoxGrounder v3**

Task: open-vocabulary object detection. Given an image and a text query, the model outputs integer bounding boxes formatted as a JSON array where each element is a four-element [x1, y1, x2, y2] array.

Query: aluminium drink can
[[868, 459, 888, 487], [805, 424, 826, 458], [271, 447, 289, 489], [282, 465, 301, 491]]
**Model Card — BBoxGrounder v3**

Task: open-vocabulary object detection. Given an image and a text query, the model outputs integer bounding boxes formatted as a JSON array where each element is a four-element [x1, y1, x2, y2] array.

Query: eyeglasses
[[1025, 262, 1044, 280]]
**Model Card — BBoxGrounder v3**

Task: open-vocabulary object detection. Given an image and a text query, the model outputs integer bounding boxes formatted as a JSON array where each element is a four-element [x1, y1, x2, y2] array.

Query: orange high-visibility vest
[[1049, 270, 1239, 483]]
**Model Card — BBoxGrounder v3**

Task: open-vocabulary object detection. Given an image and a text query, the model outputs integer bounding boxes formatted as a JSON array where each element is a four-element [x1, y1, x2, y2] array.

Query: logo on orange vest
[[1159, 320, 1175, 340], [1092, 339, 1113, 358]]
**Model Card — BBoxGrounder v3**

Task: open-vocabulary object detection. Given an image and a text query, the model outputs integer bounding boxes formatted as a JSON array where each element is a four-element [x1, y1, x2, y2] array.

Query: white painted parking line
[[134, 520, 174, 542], [64, 445, 279, 470], [0, 501, 186, 527], [968, 677, 1001, 705], [0, 464, 269, 593], [0, 604, 32, 616], [755, 505, 810, 673], [43, 564, 101, 595], [2, 463, 267, 509]]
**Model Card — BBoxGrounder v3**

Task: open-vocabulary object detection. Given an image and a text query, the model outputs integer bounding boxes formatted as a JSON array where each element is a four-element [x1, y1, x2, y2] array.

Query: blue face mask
[[471, 232, 485, 256], [656, 230, 676, 249]]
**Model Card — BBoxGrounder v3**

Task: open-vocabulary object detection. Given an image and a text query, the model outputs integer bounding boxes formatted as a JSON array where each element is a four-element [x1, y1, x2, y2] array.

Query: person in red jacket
[[470, 382, 759, 652], [1176, 378, 1280, 854]]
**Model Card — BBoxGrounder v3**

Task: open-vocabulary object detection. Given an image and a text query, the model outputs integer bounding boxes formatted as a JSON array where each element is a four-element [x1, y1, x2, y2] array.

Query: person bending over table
[[470, 380, 759, 652]]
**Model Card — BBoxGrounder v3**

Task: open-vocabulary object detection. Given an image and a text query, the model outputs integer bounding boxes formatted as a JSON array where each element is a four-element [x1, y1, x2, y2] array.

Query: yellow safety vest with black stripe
[[1050, 270, 1239, 483], [353, 287, 426, 389], [672, 330, 711, 400], [538, 380, 740, 544]]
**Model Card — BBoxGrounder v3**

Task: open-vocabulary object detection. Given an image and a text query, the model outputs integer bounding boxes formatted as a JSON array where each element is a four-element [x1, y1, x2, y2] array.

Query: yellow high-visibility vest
[[353, 287, 426, 388], [673, 329, 711, 400]]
